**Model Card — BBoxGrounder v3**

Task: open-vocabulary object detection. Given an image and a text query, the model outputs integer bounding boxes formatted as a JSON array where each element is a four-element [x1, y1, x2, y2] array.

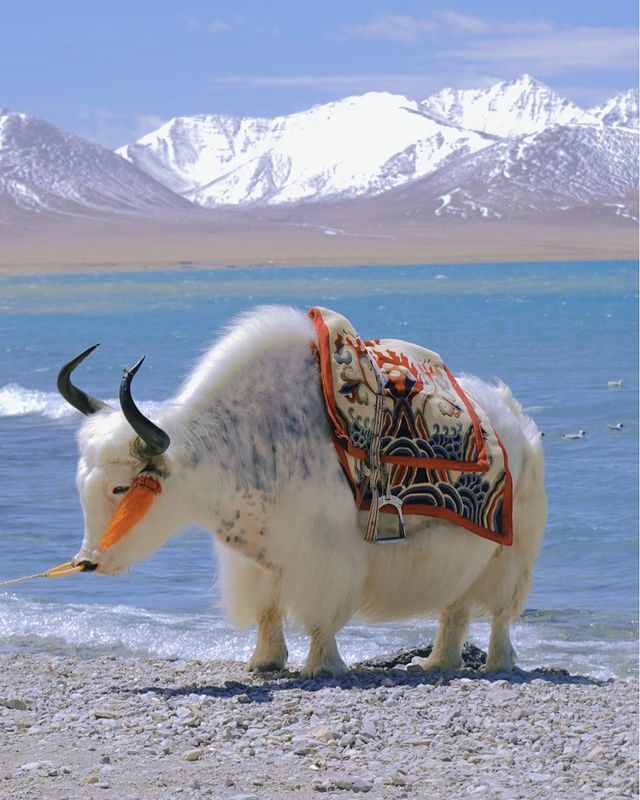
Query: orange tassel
[[98, 475, 162, 552]]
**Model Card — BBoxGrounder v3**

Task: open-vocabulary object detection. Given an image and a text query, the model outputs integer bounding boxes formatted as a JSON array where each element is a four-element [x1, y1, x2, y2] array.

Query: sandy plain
[[0, 207, 637, 275]]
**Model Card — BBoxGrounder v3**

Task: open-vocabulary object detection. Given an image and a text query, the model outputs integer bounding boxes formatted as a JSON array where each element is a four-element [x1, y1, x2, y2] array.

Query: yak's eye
[[112, 486, 130, 495]]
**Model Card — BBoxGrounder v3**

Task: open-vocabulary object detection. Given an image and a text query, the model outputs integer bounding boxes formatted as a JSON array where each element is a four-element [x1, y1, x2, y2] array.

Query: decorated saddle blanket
[[309, 307, 513, 545]]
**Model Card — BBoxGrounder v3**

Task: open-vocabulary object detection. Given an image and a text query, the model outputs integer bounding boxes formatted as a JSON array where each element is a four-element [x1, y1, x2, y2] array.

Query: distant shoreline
[[1, 248, 637, 278], [1, 215, 636, 276], [0, 254, 637, 279]]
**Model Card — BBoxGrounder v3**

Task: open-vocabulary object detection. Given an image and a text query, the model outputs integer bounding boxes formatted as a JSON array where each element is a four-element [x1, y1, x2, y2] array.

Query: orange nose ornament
[[98, 474, 163, 552]]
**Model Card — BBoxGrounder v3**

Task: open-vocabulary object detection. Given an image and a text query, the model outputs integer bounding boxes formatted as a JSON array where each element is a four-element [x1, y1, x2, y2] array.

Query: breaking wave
[[0, 384, 161, 421], [0, 384, 76, 420], [0, 594, 635, 678]]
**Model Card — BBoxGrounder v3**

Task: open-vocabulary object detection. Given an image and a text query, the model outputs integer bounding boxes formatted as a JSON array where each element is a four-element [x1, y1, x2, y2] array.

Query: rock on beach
[[0, 651, 637, 800]]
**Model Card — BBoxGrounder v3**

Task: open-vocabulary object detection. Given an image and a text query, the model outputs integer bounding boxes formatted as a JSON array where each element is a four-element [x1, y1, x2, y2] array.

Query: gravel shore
[[0, 652, 637, 800]]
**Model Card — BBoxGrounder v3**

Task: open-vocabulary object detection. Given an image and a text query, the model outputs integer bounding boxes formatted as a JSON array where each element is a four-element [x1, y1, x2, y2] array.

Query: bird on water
[[562, 430, 587, 440]]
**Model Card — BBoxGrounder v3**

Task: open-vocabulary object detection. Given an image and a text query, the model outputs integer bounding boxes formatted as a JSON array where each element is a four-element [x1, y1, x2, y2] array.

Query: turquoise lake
[[0, 260, 637, 678]]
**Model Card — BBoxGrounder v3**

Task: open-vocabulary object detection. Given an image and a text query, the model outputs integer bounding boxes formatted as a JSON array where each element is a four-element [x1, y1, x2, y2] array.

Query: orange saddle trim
[[310, 307, 513, 546]]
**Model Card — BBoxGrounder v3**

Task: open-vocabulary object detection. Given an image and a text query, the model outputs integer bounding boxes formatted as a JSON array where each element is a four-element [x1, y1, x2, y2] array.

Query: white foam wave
[[0, 595, 253, 661], [0, 384, 162, 421], [0, 595, 423, 665], [0, 596, 635, 678], [0, 384, 76, 419]]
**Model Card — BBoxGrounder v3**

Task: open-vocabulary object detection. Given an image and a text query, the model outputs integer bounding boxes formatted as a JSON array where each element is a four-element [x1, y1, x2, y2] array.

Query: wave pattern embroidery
[[310, 306, 513, 545]]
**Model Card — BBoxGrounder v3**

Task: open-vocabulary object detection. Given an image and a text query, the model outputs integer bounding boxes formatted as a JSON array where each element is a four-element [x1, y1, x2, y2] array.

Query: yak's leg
[[299, 579, 356, 678], [284, 521, 363, 678], [465, 443, 546, 673], [413, 601, 470, 672], [215, 542, 288, 671], [302, 628, 348, 679], [296, 556, 362, 678], [270, 485, 367, 678], [247, 573, 288, 672], [485, 612, 516, 672], [249, 597, 288, 672]]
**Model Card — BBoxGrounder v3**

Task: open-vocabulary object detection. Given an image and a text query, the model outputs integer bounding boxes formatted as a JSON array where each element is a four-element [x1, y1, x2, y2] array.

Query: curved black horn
[[119, 357, 170, 456], [56, 344, 109, 416]]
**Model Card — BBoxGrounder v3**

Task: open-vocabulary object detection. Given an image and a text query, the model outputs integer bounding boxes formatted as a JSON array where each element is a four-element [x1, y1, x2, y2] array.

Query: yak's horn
[[119, 357, 170, 457], [56, 344, 109, 416]]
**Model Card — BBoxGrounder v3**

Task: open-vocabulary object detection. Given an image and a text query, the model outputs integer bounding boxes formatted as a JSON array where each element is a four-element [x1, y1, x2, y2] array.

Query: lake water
[[0, 260, 637, 678]]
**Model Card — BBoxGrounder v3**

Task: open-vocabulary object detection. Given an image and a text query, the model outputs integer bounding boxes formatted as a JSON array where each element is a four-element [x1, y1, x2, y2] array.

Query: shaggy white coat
[[73, 306, 547, 676]]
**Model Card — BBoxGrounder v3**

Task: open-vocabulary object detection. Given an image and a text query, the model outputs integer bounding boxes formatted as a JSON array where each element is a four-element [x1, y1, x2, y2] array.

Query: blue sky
[[1, 0, 637, 147]]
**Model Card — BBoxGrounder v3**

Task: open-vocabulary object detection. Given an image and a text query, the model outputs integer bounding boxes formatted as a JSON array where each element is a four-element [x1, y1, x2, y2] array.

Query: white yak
[[59, 306, 546, 677]]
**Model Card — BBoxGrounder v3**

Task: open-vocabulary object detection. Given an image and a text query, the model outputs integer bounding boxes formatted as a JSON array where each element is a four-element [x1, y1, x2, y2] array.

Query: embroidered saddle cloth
[[310, 307, 513, 545]]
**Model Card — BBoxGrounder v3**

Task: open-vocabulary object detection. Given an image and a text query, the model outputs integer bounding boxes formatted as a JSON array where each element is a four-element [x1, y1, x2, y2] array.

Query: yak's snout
[[73, 547, 102, 573], [73, 545, 129, 576]]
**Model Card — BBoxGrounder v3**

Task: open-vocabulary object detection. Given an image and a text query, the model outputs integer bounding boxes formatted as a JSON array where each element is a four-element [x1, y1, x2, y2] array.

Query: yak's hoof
[[483, 658, 516, 673], [249, 659, 287, 673], [248, 647, 288, 673], [410, 655, 462, 672], [300, 657, 348, 679]]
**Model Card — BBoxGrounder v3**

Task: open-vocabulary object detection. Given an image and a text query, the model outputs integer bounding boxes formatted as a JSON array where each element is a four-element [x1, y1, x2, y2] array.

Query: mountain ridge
[[0, 108, 195, 223], [116, 74, 638, 216], [419, 74, 601, 137], [589, 88, 639, 129], [0, 75, 638, 230], [117, 91, 492, 207], [337, 124, 639, 223]]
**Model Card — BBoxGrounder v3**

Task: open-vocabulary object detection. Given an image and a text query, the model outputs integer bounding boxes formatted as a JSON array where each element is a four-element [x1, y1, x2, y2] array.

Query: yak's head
[[57, 345, 177, 576]]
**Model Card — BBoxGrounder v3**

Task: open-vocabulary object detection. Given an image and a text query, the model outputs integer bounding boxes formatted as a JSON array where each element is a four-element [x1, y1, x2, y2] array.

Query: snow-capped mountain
[[119, 74, 637, 213], [419, 74, 600, 137], [2, 73, 638, 230], [589, 89, 639, 129], [344, 124, 638, 222], [0, 108, 192, 220], [117, 92, 492, 207]]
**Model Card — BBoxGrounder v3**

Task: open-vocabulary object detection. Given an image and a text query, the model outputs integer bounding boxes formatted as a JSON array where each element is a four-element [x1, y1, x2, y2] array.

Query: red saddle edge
[[309, 307, 514, 546]]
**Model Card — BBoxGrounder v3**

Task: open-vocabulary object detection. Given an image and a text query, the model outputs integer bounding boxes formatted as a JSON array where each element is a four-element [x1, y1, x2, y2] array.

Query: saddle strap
[[364, 388, 385, 542]]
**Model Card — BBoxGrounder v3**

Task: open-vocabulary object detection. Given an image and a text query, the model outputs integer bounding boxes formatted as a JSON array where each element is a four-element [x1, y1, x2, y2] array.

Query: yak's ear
[[57, 344, 111, 416], [119, 357, 170, 457]]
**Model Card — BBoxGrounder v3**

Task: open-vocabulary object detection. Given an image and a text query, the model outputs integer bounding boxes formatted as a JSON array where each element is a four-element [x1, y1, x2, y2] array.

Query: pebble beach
[[0, 652, 637, 800]]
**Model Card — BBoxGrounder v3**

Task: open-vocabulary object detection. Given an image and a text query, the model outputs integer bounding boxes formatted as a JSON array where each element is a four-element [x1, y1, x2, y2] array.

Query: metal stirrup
[[364, 365, 406, 543], [376, 471, 406, 543]]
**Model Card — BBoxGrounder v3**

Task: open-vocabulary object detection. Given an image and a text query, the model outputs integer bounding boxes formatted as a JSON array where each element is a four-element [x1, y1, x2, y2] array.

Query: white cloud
[[439, 26, 639, 74], [344, 12, 637, 76], [344, 11, 552, 43], [187, 17, 230, 33], [210, 72, 502, 99], [434, 11, 553, 36], [345, 15, 436, 44], [213, 74, 403, 88]]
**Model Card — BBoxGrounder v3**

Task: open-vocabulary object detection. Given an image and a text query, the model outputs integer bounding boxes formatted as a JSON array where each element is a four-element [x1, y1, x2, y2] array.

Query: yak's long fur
[[73, 306, 546, 676]]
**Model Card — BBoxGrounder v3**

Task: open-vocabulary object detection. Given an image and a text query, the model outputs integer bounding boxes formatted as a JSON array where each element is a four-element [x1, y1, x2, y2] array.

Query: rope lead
[[0, 561, 85, 588]]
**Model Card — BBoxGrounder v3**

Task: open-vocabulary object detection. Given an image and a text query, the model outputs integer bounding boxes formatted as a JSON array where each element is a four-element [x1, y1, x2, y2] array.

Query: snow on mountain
[[117, 92, 492, 207], [0, 108, 192, 220], [589, 89, 639, 129], [2, 73, 637, 229], [419, 74, 600, 137], [361, 124, 638, 221]]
